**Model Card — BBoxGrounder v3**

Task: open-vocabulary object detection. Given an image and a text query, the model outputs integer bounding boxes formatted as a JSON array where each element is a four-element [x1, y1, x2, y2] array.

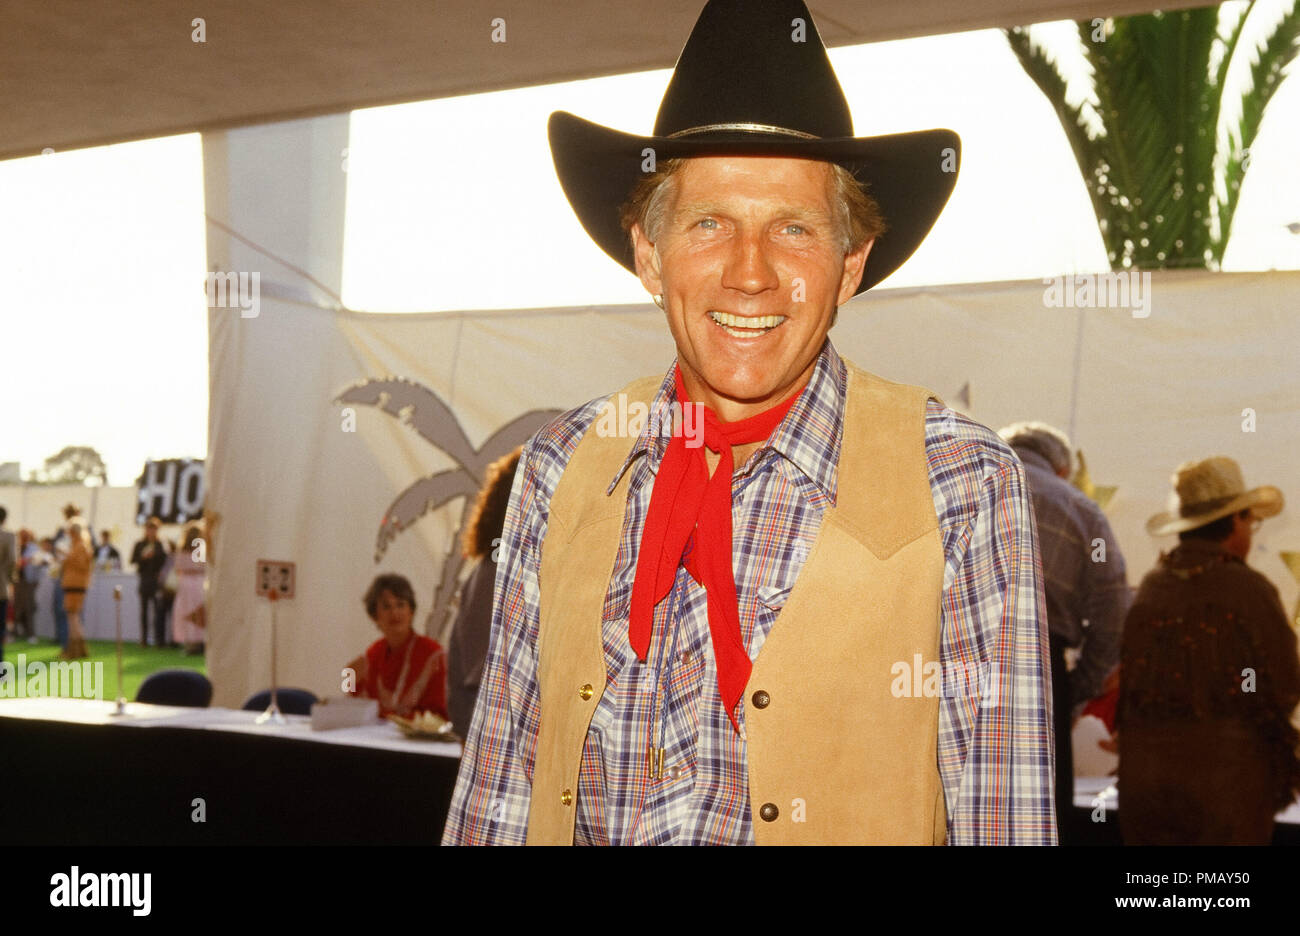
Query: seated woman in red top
[[345, 573, 448, 719]]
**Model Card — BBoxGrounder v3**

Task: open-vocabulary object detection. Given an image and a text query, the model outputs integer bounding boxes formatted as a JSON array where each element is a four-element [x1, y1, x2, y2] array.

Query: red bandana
[[628, 364, 802, 734]]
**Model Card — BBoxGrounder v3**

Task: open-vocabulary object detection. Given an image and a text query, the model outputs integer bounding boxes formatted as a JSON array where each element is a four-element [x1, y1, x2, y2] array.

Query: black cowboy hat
[[548, 0, 960, 296]]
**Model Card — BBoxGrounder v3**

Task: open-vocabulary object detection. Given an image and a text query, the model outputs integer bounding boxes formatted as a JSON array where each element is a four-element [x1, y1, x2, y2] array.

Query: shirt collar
[[604, 338, 845, 504], [604, 365, 679, 496]]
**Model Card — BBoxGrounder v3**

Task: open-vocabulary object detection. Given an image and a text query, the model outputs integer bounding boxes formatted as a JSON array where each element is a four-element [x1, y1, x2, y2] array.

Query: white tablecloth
[[0, 697, 461, 759], [32, 572, 143, 641]]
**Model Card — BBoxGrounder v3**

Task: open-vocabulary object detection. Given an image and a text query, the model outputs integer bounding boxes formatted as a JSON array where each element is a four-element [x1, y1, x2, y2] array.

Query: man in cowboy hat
[[444, 0, 1055, 845], [1118, 456, 1300, 844]]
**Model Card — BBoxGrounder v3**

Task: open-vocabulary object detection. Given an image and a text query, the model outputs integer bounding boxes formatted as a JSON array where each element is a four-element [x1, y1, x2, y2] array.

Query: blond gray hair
[[998, 421, 1073, 476]]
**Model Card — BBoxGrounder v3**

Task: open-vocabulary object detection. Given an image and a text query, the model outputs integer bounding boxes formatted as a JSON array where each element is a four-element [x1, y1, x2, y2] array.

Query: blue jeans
[[52, 580, 68, 648]]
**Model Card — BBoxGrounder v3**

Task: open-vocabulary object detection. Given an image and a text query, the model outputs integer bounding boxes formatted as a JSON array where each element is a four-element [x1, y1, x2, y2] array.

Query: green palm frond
[[1004, 1, 1299, 271], [1220, 0, 1300, 258], [1004, 26, 1100, 166], [1004, 27, 1109, 240]]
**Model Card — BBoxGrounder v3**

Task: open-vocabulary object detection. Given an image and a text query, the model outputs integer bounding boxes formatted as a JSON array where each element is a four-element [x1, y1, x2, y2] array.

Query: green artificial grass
[[0, 638, 206, 703]]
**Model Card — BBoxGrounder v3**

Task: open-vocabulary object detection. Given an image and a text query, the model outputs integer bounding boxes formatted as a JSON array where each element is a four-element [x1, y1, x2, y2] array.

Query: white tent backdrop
[[206, 268, 1300, 709]]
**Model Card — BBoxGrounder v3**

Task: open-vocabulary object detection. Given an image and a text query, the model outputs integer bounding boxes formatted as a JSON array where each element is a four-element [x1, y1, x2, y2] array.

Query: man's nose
[[720, 228, 779, 294]]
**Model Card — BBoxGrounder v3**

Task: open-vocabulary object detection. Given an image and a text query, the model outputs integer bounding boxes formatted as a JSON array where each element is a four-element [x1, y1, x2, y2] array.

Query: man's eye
[[697, 218, 718, 230], [784, 223, 807, 236]]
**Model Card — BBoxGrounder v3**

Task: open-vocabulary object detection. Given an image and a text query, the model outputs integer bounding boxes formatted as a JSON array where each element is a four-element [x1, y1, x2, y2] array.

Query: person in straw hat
[[444, 0, 1055, 845], [1117, 456, 1300, 844]]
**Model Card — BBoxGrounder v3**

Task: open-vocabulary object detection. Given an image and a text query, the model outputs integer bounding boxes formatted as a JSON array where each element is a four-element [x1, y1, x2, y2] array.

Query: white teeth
[[718, 324, 767, 338], [708, 311, 787, 329]]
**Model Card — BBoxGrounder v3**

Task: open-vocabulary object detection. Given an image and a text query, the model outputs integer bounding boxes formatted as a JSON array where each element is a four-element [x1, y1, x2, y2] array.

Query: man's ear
[[836, 237, 874, 306], [630, 222, 664, 298]]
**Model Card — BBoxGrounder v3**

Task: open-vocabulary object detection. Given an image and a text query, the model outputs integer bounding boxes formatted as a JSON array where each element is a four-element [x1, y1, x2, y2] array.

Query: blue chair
[[135, 669, 213, 708], [241, 688, 319, 716]]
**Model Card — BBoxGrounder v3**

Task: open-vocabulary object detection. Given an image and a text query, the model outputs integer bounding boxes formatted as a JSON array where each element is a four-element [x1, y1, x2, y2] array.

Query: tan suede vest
[[526, 362, 947, 845]]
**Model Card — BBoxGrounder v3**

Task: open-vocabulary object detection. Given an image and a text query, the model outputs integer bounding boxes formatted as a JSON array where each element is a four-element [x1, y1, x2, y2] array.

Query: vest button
[[578, 683, 594, 700], [759, 802, 779, 822], [561, 789, 573, 807], [751, 689, 770, 709]]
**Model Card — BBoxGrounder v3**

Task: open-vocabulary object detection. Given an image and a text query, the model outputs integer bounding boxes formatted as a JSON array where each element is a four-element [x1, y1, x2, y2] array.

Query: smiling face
[[632, 155, 873, 422], [372, 589, 414, 648]]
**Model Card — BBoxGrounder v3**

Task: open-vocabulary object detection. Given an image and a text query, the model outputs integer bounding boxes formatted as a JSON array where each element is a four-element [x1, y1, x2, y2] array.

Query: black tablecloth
[[4, 702, 1292, 845], [0, 708, 460, 845]]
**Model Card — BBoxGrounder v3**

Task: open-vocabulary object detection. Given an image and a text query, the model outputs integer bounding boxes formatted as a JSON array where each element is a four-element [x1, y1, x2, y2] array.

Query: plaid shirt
[[443, 340, 1056, 845], [1015, 448, 1130, 708]]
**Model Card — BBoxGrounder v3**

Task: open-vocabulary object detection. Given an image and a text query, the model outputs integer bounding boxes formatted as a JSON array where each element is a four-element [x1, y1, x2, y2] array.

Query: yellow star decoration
[[1279, 551, 1300, 628], [1070, 449, 1118, 512]]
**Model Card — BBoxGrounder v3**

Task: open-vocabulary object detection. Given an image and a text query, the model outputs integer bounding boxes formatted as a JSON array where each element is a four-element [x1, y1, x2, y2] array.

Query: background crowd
[[997, 421, 1299, 845], [0, 503, 208, 661]]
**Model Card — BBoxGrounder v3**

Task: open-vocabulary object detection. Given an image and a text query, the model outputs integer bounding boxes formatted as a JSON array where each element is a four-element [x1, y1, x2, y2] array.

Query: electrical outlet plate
[[255, 559, 296, 599]]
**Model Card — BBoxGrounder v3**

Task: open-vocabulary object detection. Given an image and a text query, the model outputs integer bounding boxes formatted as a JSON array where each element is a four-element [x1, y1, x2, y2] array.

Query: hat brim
[[548, 112, 959, 296], [1146, 485, 1284, 537]]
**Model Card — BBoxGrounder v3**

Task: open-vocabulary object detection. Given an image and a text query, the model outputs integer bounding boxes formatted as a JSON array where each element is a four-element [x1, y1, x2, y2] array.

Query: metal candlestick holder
[[110, 585, 127, 715], [256, 589, 287, 724]]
